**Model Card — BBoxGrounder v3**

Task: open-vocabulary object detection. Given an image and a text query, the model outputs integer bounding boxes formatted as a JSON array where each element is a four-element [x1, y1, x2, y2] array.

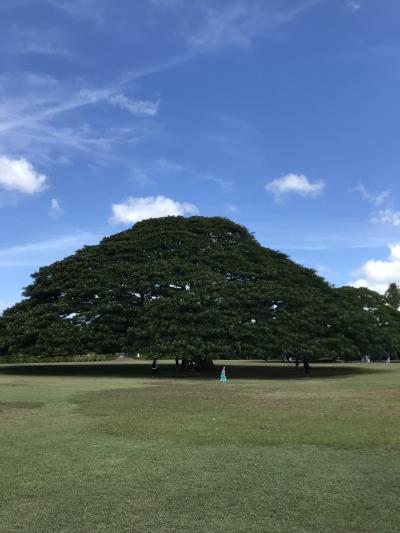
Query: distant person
[[151, 357, 158, 376], [181, 357, 187, 370], [137, 352, 140, 359], [303, 356, 311, 377], [220, 366, 227, 384], [175, 356, 179, 368], [386, 356, 391, 363], [295, 356, 300, 368]]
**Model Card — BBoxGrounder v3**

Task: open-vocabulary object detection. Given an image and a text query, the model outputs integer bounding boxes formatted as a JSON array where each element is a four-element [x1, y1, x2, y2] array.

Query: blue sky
[[1, 0, 400, 312]]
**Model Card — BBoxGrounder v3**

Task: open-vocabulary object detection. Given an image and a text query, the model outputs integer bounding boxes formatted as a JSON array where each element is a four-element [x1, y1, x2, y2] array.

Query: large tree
[[1, 216, 399, 361]]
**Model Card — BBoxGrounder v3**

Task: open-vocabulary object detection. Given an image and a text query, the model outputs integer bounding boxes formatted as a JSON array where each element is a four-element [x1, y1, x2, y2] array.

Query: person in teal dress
[[220, 366, 227, 384]]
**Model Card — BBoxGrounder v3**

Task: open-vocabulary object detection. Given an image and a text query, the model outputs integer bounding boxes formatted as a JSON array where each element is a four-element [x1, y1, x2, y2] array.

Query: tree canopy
[[1, 216, 399, 361], [384, 282, 400, 310]]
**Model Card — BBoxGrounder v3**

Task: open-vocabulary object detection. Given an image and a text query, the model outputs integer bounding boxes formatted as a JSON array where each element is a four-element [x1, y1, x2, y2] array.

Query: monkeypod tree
[[1, 216, 400, 361]]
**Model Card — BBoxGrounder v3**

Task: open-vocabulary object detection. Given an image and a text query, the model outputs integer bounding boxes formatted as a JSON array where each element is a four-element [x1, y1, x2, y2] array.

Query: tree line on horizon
[[1, 216, 400, 362]]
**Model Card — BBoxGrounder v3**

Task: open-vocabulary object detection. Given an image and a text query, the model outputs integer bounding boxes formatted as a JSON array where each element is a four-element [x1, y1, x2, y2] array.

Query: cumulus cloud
[[371, 208, 400, 227], [352, 244, 400, 294], [0, 156, 48, 194], [110, 196, 199, 225], [265, 173, 324, 200]]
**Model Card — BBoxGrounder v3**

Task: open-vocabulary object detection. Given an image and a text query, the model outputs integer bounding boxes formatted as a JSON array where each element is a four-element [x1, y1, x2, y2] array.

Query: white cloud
[[0, 232, 99, 268], [186, 1, 322, 51], [50, 198, 64, 216], [4, 28, 74, 59], [371, 208, 400, 227], [156, 158, 185, 172], [110, 196, 199, 225], [108, 94, 160, 116], [265, 173, 324, 200], [47, 0, 104, 26], [352, 244, 400, 294], [148, 0, 182, 8], [346, 1, 361, 11], [0, 156, 47, 194], [203, 174, 235, 193], [0, 74, 159, 164], [353, 183, 389, 206], [187, 2, 262, 50]]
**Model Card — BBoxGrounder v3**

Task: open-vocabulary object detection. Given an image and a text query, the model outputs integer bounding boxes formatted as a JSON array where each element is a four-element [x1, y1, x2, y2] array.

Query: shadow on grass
[[0, 361, 386, 380]]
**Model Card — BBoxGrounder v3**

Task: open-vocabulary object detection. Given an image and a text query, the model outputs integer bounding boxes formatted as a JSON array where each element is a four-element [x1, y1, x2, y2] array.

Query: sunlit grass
[[1, 361, 399, 532]]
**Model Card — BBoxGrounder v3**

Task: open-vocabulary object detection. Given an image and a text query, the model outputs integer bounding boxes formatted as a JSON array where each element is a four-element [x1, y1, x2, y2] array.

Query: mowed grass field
[[0, 361, 399, 533]]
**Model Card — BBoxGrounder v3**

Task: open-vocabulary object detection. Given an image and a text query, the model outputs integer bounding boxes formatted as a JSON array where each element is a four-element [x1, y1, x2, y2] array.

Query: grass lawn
[[0, 360, 399, 533]]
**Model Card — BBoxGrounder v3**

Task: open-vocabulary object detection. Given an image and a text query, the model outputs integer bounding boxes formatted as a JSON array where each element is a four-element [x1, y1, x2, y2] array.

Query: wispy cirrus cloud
[[202, 174, 235, 193], [108, 94, 160, 117], [3, 28, 75, 59], [147, 0, 323, 53], [353, 183, 390, 206], [155, 158, 185, 172], [186, 0, 323, 51], [0, 73, 160, 165], [47, 0, 105, 26], [0, 231, 99, 268], [345, 1, 361, 12]]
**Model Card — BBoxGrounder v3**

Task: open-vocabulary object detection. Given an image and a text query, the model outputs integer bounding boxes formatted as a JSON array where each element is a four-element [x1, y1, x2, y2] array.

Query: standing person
[[220, 366, 227, 384], [303, 356, 311, 378], [175, 356, 179, 369], [151, 357, 158, 376]]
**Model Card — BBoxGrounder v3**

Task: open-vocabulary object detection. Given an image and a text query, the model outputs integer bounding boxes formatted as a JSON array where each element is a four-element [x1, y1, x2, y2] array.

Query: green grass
[[1, 361, 399, 532]]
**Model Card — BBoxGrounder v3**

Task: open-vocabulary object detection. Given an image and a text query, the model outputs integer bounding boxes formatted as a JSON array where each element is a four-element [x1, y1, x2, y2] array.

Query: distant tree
[[384, 283, 400, 310]]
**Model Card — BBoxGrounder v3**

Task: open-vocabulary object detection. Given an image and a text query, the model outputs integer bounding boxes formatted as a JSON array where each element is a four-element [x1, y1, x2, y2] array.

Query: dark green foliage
[[384, 282, 400, 310], [1, 216, 400, 360]]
